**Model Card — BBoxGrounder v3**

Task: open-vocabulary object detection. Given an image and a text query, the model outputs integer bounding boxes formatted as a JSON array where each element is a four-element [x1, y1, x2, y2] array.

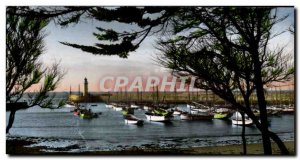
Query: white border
[[0, 0, 298, 160]]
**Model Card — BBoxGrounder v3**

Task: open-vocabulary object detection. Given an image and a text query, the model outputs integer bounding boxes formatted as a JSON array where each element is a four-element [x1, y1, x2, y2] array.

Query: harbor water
[[6, 103, 295, 152]]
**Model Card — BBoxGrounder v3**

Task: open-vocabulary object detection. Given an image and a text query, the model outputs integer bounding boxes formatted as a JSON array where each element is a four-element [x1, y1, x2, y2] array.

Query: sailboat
[[231, 111, 253, 126]]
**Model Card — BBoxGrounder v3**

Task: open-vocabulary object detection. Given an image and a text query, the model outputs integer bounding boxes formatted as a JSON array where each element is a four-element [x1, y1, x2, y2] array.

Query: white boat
[[231, 112, 253, 126], [231, 119, 253, 126], [190, 109, 199, 114], [145, 113, 172, 122], [172, 110, 181, 116], [64, 104, 75, 108], [192, 108, 209, 113], [282, 107, 294, 114], [105, 104, 113, 108], [114, 107, 123, 111], [180, 113, 189, 120], [215, 108, 229, 113], [131, 104, 139, 109], [124, 114, 144, 125], [144, 106, 150, 111], [187, 104, 196, 109]]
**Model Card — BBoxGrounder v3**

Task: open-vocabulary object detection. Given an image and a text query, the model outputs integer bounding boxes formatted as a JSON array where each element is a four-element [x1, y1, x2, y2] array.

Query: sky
[[34, 7, 294, 92]]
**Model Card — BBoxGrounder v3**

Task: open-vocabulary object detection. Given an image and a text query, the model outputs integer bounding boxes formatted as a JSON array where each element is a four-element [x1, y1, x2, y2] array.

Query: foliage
[[6, 13, 65, 133]]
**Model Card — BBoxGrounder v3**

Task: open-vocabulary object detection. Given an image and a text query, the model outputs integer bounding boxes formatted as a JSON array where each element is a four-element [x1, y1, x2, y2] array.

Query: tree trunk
[[241, 111, 247, 154], [6, 109, 16, 134], [245, 107, 289, 154], [252, 50, 272, 155], [232, 102, 289, 154], [268, 131, 290, 154]]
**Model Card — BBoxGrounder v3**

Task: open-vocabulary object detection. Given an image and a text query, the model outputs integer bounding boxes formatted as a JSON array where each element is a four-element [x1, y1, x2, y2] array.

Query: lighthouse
[[84, 77, 88, 96]]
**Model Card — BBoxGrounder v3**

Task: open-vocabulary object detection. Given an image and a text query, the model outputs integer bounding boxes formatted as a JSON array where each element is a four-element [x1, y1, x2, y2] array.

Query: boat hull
[[180, 113, 213, 120], [173, 111, 181, 116], [145, 114, 172, 122], [214, 113, 229, 119], [131, 104, 139, 109], [124, 114, 144, 125], [105, 104, 113, 108], [231, 119, 253, 126], [114, 107, 123, 111]]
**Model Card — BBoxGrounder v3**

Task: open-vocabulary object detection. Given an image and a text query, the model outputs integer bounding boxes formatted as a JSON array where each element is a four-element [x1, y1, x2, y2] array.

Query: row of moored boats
[[67, 102, 294, 127]]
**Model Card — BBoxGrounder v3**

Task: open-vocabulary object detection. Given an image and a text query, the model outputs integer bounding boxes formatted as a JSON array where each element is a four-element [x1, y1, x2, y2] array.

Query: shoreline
[[6, 137, 295, 155]]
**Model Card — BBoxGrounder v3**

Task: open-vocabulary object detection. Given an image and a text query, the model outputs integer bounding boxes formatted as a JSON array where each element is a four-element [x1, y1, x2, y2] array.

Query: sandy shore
[[6, 137, 295, 155]]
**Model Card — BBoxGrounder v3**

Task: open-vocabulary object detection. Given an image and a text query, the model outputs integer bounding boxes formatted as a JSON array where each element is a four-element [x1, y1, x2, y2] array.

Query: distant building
[[68, 77, 110, 103], [84, 77, 88, 96]]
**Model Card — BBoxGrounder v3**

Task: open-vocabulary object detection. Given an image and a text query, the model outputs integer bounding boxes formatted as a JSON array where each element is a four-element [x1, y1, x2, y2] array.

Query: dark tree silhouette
[[156, 7, 293, 154], [7, 6, 294, 154], [6, 13, 65, 133]]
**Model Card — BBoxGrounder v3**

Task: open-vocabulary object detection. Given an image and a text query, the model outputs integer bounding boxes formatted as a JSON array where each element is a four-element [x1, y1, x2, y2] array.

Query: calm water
[[6, 103, 294, 152]]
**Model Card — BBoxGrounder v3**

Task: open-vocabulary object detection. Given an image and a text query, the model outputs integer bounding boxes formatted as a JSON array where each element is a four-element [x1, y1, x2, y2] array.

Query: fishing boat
[[124, 114, 144, 125], [190, 109, 199, 114], [180, 112, 189, 120], [130, 104, 140, 109], [232, 118, 253, 126], [105, 104, 114, 108], [145, 112, 173, 122], [252, 109, 260, 117], [188, 102, 213, 113], [113, 106, 123, 111], [172, 109, 181, 116], [153, 108, 173, 116], [266, 106, 283, 116], [231, 112, 253, 126], [143, 106, 150, 111], [65, 103, 76, 108], [180, 112, 214, 120], [282, 107, 294, 114], [213, 108, 232, 119], [214, 113, 230, 119], [145, 108, 173, 122], [186, 104, 196, 109], [122, 108, 134, 116]]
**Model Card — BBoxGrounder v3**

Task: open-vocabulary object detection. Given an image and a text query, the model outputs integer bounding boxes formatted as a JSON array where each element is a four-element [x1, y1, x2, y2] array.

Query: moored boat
[[130, 104, 140, 109], [122, 108, 134, 116], [231, 112, 253, 126], [145, 112, 173, 122], [186, 104, 196, 109], [214, 113, 229, 119], [143, 106, 150, 111], [213, 108, 232, 119], [180, 112, 214, 120], [105, 104, 114, 108], [124, 114, 144, 125], [172, 110, 181, 116], [65, 103, 76, 108], [231, 119, 253, 126], [282, 107, 294, 114], [113, 106, 123, 111], [145, 108, 173, 122]]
